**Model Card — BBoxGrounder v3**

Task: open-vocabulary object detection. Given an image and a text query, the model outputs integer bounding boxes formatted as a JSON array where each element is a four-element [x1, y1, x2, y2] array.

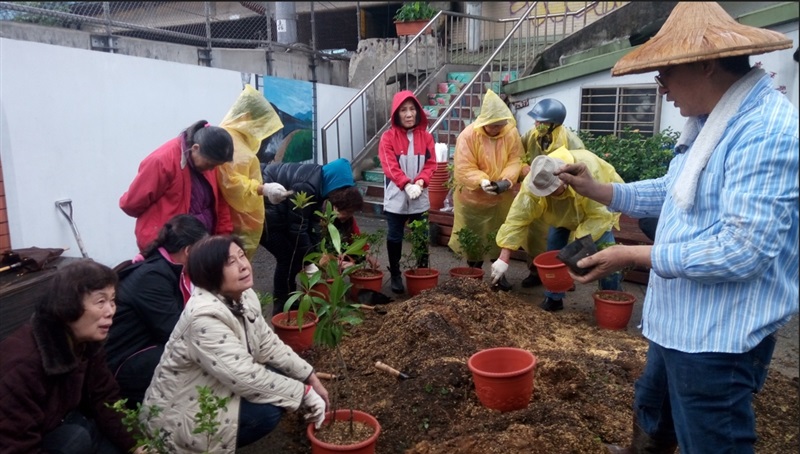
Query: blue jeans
[[236, 398, 284, 448], [41, 411, 121, 454], [544, 227, 622, 300], [635, 335, 776, 453]]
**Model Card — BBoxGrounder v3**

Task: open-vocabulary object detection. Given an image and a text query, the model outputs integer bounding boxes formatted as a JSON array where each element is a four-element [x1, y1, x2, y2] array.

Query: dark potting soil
[[246, 278, 799, 453]]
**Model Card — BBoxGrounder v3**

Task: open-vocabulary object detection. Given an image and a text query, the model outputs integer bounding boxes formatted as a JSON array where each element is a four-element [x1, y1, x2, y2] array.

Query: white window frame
[[579, 84, 662, 136]]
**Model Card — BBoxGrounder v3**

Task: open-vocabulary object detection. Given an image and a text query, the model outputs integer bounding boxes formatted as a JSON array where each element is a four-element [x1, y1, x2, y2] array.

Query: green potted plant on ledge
[[394, 1, 438, 36]]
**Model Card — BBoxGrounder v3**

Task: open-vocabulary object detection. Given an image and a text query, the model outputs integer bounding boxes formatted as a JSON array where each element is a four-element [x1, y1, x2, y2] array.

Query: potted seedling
[[285, 205, 382, 452], [348, 229, 386, 298], [393, 1, 438, 36], [402, 215, 440, 296], [449, 226, 493, 280], [590, 241, 636, 330]]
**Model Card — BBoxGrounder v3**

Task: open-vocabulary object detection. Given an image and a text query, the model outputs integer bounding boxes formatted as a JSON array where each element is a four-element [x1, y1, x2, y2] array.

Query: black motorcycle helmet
[[527, 98, 567, 126]]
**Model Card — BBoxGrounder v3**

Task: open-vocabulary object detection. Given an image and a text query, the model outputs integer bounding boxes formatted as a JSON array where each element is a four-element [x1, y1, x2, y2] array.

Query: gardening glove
[[302, 386, 326, 429], [263, 182, 294, 204], [303, 264, 320, 277], [404, 183, 422, 200], [492, 180, 511, 194], [490, 259, 509, 284], [480, 179, 494, 194]]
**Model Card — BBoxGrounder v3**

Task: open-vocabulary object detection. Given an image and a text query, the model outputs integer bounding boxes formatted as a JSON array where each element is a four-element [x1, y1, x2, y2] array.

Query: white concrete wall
[[317, 84, 365, 163], [0, 37, 360, 267], [513, 22, 799, 137]]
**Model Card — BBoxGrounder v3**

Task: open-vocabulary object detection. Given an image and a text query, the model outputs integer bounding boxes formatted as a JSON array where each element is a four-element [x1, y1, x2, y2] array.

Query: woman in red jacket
[[120, 120, 235, 252]]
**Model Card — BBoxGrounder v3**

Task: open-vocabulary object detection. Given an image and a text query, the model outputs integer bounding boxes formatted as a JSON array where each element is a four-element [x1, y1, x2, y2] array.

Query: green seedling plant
[[393, 1, 437, 22], [193, 385, 231, 453], [452, 226, 493, 264], [402, 215, 431, 273], [108, 399, 173, 453], [285, 203, 370, 436], [351, 228, 386, 274]]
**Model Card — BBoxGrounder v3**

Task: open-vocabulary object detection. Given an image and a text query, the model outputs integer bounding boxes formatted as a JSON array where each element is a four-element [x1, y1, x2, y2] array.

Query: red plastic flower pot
[[468, 347, 537, 412], [533, 250, 574, 293], [403, 268, 440, 296], [349, 270, 384, 298], [448, 266, 484, 280], [307, 409, 381, 454], [271, 310, 318, 353], [593, 290, 636, 330]]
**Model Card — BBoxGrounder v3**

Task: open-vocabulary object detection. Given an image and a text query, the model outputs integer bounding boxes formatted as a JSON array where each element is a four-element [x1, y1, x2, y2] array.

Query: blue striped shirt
[[610, 73, 799, 353]]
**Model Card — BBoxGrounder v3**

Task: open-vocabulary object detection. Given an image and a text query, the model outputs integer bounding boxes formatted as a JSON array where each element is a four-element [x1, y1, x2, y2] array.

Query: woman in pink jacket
[[120, 120, 235, 251]]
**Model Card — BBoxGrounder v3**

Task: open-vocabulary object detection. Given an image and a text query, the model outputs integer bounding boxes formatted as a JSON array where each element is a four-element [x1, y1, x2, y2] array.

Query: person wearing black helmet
[[517, 98, 586, 288]]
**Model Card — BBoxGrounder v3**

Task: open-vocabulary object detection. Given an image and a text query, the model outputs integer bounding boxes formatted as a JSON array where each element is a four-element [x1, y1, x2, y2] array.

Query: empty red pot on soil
[[403, 268, 440, 296], [593, 290, 636, 330], [468, 347, 537, 412], [271, 310, 318, 353], [307, 409, 381, 454], [448, 267, 484, 280], [533, 250, 574, 293]]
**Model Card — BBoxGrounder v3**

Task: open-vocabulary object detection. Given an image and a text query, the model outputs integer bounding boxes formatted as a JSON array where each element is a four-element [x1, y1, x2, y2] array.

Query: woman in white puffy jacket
[[143, 235, 329, 453]]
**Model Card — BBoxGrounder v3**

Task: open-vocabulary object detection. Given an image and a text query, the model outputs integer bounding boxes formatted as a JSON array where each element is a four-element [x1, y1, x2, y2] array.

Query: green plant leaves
[[578, 128, 679, 183]]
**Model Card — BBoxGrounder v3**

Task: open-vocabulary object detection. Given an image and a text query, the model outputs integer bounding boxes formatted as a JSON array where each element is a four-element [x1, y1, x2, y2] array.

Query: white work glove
[[490, 259, 509, 284], [302, 386, 326, 429], [263, 182, 294, 204], [404, 183, 422, 200], [480, 179, 497, 195], [303, 264, 320, 277]]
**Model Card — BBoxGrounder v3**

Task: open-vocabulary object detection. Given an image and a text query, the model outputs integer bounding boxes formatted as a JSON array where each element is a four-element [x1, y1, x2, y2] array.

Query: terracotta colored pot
[[593, 290, 636, 330], [349, 270, 384, 298], [448, 266, 484, 280], [532, 250, 573, 293], [271, 310, 318, 353], [468, 347, 537, 412], [307, 409, 381, 454], [395, 20, 432, 37], [403, 268, 440, 296], [428, 187, 449, 210]]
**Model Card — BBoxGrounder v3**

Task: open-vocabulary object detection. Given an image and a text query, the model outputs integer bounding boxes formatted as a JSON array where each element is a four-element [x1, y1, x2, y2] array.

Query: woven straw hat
[[612, 2, 792, 76]]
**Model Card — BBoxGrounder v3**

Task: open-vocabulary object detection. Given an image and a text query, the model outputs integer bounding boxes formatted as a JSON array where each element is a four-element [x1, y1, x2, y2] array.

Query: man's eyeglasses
[[654, 67, 674, 89], [654, 74, 665, 88]]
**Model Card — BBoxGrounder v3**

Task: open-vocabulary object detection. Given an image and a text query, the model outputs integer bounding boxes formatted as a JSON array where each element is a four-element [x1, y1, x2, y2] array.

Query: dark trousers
[[41, 411, 121, 454], [263, 231, 312, 315], [236, 398, 285, 448], [385, 211, 428, 273], [114, 345, 164, 409]]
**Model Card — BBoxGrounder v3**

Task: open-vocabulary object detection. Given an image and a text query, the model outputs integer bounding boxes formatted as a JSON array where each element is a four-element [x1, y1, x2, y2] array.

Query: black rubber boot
[[604, 418, 677, 454], [521, 269, 542, 288], [539, 296, 563, 312], [387, 241, 405, 294]]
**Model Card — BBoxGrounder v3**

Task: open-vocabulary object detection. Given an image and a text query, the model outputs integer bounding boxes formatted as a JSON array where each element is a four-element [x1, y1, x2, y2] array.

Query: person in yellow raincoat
[[448, 89, 523, 291], [518, 98, 586, 288], [218, 84, 290, 259], [492, 147, 624, 311]]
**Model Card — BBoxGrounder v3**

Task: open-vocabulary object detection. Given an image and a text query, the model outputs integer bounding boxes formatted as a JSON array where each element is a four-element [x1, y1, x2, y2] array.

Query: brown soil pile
[[264, 278, 799, 453]]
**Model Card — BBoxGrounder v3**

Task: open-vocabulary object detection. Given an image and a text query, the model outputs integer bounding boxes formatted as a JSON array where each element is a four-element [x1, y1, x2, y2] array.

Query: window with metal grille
[[580, 85, 661, 136]]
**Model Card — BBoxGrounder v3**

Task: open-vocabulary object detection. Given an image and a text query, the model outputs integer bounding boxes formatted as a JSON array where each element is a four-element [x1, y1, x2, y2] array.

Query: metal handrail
[[427, 2, 538, 134]]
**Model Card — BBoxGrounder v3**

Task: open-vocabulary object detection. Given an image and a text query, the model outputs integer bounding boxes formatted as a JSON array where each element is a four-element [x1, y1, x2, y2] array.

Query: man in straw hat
[[492, 148, 624, 311], [556, 2, 798, 453]]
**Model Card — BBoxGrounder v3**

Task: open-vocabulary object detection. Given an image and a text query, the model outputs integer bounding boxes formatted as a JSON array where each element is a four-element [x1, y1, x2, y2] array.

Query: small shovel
[[374, 361, 412, 380], [359, 304, 387, 315]]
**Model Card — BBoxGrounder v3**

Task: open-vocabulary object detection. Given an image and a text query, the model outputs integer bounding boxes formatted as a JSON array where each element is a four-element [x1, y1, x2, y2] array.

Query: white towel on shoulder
[[672, 68, 764, 211]]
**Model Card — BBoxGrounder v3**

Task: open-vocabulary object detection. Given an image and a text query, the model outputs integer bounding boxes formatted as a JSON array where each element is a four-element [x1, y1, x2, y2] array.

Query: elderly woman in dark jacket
[[0, 259, 141, 454], [260, 157, 362, 315]]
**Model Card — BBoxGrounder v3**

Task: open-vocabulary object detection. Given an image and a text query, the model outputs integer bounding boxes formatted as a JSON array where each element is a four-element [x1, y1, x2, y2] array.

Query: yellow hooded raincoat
[[218, 84, 284, 258], [448, 90, 523, 258], [496, 147, 623, 257]]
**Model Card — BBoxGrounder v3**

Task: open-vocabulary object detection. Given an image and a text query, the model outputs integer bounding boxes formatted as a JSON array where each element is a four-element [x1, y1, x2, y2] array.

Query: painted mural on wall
[[260, 75, 314, 163]]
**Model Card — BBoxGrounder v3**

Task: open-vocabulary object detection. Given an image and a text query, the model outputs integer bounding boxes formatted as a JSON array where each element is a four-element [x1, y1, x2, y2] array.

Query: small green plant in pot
[[449, 227, 493, 279], [402, 215, 440, 295], [348, 229, 386, 297], [393, 2, 438, 36], [285, 204, 382, 449]]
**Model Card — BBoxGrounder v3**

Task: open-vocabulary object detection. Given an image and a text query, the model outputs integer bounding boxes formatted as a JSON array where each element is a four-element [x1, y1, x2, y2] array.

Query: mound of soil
[[259, 278, 799, 453]]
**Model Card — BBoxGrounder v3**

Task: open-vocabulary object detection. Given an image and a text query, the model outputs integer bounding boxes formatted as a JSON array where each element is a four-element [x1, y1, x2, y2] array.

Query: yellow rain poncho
[[496, 147, 623, 257], [218, 84, 284, 258], [448, 90, 523, 259]]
